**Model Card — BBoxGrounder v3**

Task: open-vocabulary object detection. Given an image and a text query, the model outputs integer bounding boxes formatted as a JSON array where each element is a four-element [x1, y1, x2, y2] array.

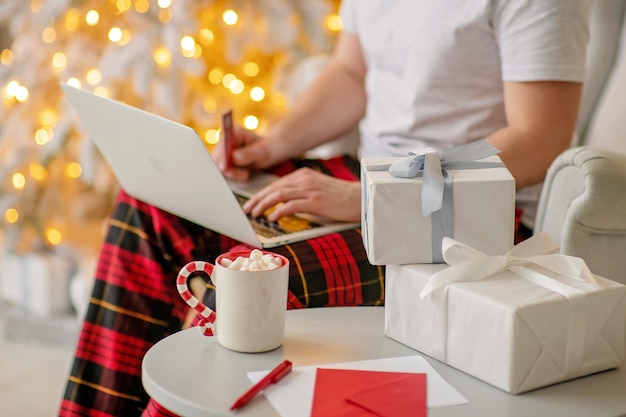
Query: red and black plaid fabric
[[58, 155, 386, 417]]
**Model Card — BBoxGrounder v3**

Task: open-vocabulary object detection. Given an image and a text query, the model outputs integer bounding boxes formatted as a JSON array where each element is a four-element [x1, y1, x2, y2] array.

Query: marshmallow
[[220, 252, 284, 271]]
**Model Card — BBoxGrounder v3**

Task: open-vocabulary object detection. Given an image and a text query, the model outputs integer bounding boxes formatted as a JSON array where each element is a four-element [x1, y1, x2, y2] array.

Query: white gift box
[[0, 249, 76, 316], [361, 142, 515, 265], [384, 233, 626, 394]]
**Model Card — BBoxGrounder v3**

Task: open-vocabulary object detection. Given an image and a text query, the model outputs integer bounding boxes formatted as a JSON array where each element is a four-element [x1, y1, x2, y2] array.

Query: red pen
[[230, 359, 293, 411], [221, 109, 235, 171]]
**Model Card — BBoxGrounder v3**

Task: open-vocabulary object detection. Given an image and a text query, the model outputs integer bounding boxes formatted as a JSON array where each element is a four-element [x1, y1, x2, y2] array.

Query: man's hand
[[213, 126, 280, 182], [243, 168, 362, 223]]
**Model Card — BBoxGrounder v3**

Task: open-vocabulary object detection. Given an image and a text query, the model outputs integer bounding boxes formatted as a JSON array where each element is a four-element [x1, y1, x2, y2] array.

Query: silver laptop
[[60, 83, 358, 248]]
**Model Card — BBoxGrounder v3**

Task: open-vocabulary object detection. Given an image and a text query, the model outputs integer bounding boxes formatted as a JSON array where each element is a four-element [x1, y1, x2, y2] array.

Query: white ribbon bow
[[420, 232, 598, 376], [421, 232, 597, 298]]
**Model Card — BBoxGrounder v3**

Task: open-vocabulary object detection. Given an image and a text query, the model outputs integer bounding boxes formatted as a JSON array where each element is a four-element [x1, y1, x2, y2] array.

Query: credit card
[[221, 110, 235, 170]]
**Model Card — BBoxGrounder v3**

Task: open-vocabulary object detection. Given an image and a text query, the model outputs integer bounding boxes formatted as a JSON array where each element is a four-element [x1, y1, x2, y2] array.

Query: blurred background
[[0, 0, 342, 319]]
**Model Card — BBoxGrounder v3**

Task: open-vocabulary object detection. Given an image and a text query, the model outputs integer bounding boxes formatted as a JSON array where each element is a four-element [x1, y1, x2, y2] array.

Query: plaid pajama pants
[[58, 156, 386, 417]]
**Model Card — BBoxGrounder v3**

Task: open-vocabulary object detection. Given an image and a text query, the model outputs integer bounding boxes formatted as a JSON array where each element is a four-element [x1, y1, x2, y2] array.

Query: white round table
[[142, 306, 626, 417]]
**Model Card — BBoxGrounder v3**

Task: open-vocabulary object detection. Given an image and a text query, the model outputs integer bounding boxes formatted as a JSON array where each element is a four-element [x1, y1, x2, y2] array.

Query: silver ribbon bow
[[388, 139, 502, 216]]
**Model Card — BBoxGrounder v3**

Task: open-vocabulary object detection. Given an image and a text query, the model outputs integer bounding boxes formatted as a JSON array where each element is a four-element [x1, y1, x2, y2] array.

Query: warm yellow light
[[12, 172, 26, 190], [208, 68, 224, 85], [204, 129, 219, 145], [243, 61, 259, 77], [15, 86, 29, 102], [0, 49, 13, 65], [85, 10, 100, 26], [5, 80, 20, 97], [119, 30, 133, 45], [180, 36, 195, 51], [250, 87, 265, 102], [40, 109, 57, 126], [244, 115, 259, 130], [42, 27, 56, 43], [228, 79, 244, 94], [30, 0, 43, 13], [116, 0, 131, 13], [66, 77, 81, 88], [157, 0, 172, 8], [45, 227, 63, 245], [199, 29, 214, 44], [135, 0, 150, 13], [5, 81, 29, 102], [52, 51, 67, 71], [158, 9, 172, 22], [223, 10, 239, 25], [66, 162, 82, 179], [65, 8, 80, 31], [5, 208, 19, 224], [108, 27, 123, 43], [29, 164, 48, 181], [326, 14, 342, 32], [35, 127, 53, 145], [191, 45, 202, 58], [94, 86, 108, 96], [86, 68, 102, 85], [222, 73, 236, 88], [180, 36, 201, 58], [154, 47, 171, 67]]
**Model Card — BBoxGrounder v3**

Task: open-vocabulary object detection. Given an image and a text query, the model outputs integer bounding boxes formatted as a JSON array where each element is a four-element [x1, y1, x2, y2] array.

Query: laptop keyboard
[[235, 194, 321, 238]]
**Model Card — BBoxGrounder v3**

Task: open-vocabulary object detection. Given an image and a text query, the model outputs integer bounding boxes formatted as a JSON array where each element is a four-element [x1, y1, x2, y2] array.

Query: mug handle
[[177, 261, 217, 336]]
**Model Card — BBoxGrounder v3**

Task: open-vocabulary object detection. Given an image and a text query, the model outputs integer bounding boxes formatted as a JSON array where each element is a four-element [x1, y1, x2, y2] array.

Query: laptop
[[60, 83, 359, 248]]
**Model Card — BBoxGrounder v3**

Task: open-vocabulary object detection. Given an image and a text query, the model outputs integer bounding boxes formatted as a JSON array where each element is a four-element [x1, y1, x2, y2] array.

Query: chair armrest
[[535, 146, 626, 284]]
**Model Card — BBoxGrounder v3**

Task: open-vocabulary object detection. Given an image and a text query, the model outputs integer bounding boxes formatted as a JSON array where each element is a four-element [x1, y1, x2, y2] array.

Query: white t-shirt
[[340, 0, 592, 226]]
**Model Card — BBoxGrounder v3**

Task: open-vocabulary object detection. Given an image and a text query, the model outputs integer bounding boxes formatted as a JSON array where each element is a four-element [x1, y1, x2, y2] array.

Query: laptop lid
[[60, 83, 357, 248]]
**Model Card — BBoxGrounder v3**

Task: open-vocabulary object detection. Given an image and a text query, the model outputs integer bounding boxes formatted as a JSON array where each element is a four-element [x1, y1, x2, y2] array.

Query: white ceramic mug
[[177, 250, 289, 353]]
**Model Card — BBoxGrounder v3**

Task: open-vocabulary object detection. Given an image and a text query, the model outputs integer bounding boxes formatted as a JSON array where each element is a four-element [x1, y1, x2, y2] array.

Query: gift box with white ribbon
[[361, 140, 515, 265], [384, 232, 626, 394]]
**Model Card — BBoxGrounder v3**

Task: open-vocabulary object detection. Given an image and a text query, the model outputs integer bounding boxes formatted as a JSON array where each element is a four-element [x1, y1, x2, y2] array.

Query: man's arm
[[229, 32, 367, 172], [487, 81, 583, 189]]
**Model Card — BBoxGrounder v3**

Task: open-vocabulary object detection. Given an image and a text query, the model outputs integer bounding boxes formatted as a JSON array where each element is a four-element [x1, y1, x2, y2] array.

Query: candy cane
[[176, 261, 216, 336]]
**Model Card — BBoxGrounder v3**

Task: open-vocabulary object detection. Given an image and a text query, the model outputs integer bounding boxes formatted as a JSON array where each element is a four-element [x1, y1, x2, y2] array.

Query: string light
[[243, 62, 260, 77], [0, 49, 13, 65], [228, 78, 244, 94], [5, 209, 19, 224], [42, 27, 56, 43], [12, 173, 26, 190], [199, 29, 214, 44], [108, 27, 123, 43], [45, 227, 62, 245], [85, 10, 100, 26], [52, 52, 67, 72], [204, 129, 219, 145], [154, 47, 171, 67], [223, 10, 238, 25], [250, 87, 265, 102], [64, 8, 80, 31], [326, 13, 342, 32], [86, 69, 103, 85], [66, 162, 82, 179], [34, 127, 53, 145], [135, 0, 150, 13], [208, 68, 224, 85], [243, 115, 259, 130], [66, 77, 81, 88], [0, 0, 342, 252], [29, 164, 48, 181]]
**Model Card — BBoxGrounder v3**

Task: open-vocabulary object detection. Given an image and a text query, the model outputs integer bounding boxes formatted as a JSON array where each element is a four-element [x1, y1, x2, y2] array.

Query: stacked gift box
[[361, 140, 626, 394]]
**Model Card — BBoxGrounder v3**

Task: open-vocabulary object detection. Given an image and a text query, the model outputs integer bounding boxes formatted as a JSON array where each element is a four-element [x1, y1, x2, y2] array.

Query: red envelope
[[310, 368, 427, 417]]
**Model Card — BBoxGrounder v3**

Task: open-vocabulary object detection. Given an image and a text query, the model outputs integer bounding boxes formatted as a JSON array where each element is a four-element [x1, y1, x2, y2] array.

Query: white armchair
[[535, 0, 626, 285]]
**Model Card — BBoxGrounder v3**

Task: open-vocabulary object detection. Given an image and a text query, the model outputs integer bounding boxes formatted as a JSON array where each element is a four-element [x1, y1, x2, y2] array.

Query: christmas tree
[[0, 0, 340, 254]]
